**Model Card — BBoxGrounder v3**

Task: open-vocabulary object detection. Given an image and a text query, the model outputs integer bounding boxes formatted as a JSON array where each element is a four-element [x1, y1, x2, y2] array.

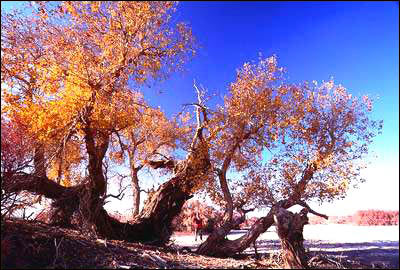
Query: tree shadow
[[246, 239, 399, 269]]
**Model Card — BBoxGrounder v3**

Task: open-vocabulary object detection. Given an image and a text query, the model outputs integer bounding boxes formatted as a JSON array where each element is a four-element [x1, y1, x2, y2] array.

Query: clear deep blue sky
[[2, 1, 398, 214]]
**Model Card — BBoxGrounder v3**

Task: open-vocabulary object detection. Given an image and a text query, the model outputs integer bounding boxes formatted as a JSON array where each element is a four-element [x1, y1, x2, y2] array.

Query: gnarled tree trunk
[[273, 207, 309, 269], [3, 88, 212, 245], [3, 146, 210, 245], [3, 133, 211, 247], [196, 162, 320, 257]]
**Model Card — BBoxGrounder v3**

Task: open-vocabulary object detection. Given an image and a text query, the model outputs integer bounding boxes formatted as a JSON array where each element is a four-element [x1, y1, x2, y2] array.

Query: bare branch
[[147, 159, 174, 170], [104, 192, 125, 201], [139, 187, 156, 194], [103, 174, 129, 201], [297, 200, 329, 220], [112, 128, 127, 152], [188, 81, 210, 152], [242, 208, 255, 215], [150, 151, 173, 162], [181, 102, 206, 110]]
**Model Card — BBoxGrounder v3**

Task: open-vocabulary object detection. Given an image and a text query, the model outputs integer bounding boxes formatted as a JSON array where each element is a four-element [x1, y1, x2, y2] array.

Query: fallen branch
[[141, 252, 167, 267], [52, 237, 64, 268]]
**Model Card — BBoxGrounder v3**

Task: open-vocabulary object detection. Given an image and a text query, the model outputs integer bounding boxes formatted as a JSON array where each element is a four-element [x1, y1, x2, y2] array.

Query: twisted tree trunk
[[196, 162, 320, 257], [3, 142, 211, 246], [273, 207, 309, 269]]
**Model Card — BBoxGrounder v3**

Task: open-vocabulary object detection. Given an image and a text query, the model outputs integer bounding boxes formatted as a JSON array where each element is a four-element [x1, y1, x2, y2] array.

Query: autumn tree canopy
[[195, 57, 382, 257], [108, 99, 192, 216]]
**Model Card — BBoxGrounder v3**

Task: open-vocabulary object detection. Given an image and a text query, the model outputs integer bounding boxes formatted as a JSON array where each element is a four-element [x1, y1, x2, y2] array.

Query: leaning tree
[[194, 58, 382, 258]]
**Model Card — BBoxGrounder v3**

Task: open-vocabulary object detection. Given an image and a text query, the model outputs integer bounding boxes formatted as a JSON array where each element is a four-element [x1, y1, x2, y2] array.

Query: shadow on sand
[[246, 239, 399, 269]]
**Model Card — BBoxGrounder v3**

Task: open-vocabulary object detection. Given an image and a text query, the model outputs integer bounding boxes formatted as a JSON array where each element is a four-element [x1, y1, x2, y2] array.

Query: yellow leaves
[[91, 2, 100, 13], [210, 64, 376, 206], [2, 92, 20, 104], [179, 111, 192, 124], [135, 77, 147, 83], [109, 151, 125, 165], [61, 174, 72, 188], [47, 162, 60, 183], [110, 9, 117, 18], [63, 2, 78, 17], [362, 95, 373, 111], [47, 139, 83, 187]]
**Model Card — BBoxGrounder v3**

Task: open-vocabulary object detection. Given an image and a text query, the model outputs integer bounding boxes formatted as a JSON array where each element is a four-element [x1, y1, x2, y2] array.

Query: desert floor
[[171, 224, 400, 268]]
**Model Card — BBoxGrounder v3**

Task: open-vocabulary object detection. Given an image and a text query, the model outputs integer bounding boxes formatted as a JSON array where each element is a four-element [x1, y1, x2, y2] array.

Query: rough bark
[[83, 127, 108, 197], [3, 173, 83, 226], [33, 146, 46, 177], [274, 207, 309, 269]]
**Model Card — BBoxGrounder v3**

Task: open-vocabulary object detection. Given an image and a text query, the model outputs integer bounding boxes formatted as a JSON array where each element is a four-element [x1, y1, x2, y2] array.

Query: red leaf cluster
[[1, 118, 33, 174]]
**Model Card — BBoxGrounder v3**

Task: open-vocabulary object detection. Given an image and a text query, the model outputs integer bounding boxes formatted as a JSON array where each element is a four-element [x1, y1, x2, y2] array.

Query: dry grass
[[1, 219, 395, 269]]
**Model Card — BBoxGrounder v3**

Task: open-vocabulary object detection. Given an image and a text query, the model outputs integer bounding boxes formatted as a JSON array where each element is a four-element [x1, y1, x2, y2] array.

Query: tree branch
[[242, 208, 255, 215], [150, 151, 173, 162], [3, 173, 70, 200], [297, 200, 328, 220], [104, 191, 125, 201], [147, 159, 175, 170]]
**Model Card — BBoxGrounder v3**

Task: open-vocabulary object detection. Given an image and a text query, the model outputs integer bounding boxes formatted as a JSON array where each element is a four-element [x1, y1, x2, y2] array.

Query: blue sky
[[2, 2, 398, 215]]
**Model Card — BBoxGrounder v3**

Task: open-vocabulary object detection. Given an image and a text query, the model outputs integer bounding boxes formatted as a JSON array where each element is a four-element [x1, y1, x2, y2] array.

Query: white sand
[[171, 224, 399, 249]]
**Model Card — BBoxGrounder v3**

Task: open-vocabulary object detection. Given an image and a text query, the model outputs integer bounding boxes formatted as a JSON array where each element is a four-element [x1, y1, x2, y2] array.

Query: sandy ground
[[171, 224, 399, 268]]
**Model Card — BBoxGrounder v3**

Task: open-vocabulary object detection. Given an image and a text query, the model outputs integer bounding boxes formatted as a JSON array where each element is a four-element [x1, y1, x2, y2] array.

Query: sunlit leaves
[[257, 79, 382, 204], [208, 56, 286, 171], [1, 1, 195, 189], [202, 56, 381, 212]]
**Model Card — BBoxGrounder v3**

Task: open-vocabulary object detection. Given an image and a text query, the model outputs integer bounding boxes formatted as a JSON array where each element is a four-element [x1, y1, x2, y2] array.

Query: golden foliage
[[2, 1, 195, 185], [202, 57, 381, 210]]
